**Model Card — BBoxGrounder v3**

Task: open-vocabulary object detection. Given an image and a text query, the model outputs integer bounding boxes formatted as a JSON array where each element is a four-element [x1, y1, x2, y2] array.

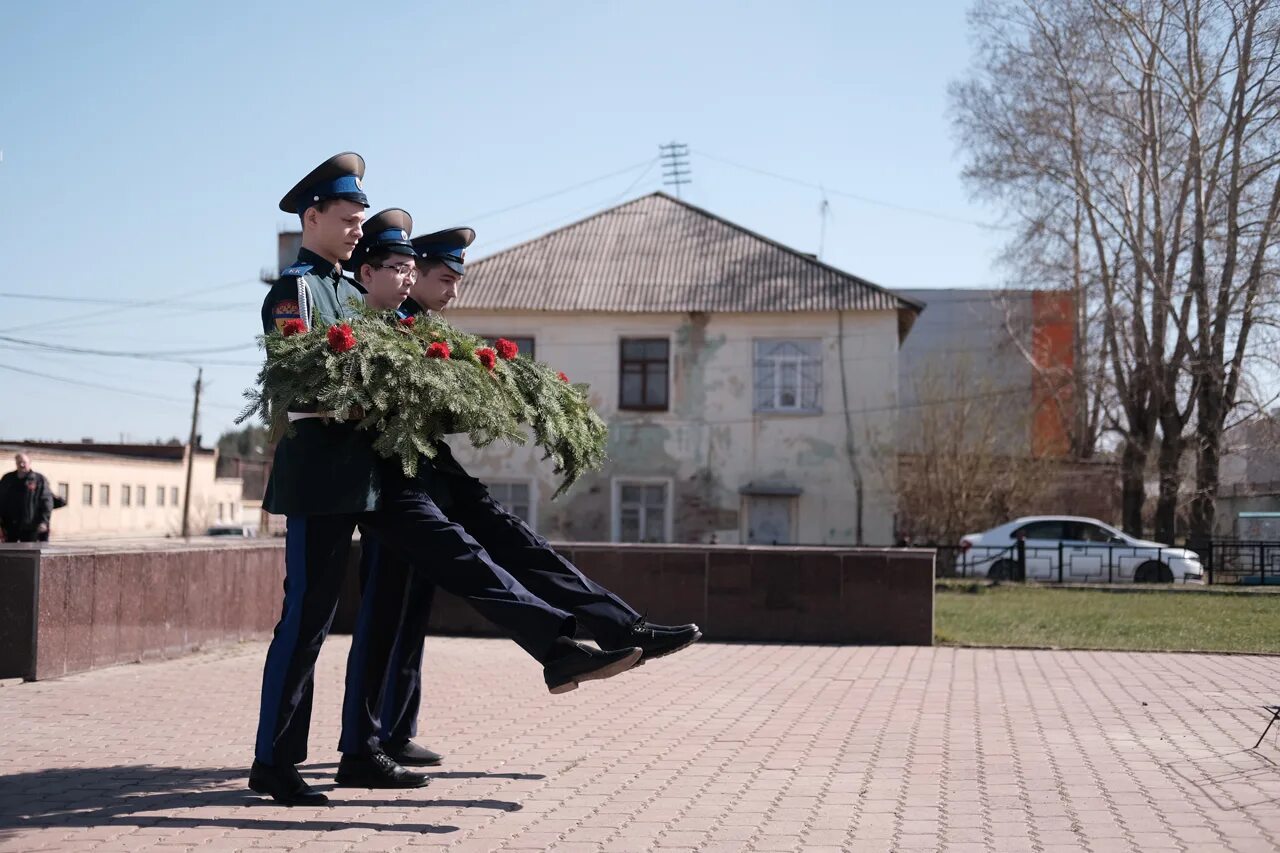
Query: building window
[[171, 486, 179, 506], [122, 485, 131, 507], [480, 334, 536, 360], [488, 480, 533, 526], [138, 486, 146, 507], [57, 483, 69, 502], [157, 486, 165, 507], [217, 503, 224, 521], [83, 484, 93, 506], [619, 338, 669, 411], [615, 479, 670, 543], [754, 339, 822, 412], [99, 484, 110, 507]]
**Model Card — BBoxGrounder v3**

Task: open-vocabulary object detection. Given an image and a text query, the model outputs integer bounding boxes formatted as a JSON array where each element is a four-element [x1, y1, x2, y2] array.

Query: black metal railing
[[1185, 539, 1280, 586], [930, 541, 1203, 584]]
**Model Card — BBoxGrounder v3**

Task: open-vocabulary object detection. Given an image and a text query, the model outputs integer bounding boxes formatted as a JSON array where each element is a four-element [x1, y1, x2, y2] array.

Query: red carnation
[[558, 371, 570, 383], [494, 337, 518, 360], [399, 315, 416, 327], [327, 323, 356, 353], [425, 341, 451, 359], [476, 347, 497, 371], [281, 319, 306, 337]]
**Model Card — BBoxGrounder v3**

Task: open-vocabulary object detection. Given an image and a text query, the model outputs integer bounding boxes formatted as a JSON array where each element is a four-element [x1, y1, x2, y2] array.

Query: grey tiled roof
[[453, 192, 923, 322]]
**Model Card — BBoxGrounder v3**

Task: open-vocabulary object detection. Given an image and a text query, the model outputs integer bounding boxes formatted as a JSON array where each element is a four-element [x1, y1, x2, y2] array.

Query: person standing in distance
[[0, 453, 54, 542]]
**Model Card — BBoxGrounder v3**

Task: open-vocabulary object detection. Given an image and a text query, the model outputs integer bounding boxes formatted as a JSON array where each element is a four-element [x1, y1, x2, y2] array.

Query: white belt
[[287, 411, 342, 423]]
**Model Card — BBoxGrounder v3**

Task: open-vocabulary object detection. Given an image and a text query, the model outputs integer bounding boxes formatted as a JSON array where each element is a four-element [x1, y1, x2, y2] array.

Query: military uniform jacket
[[261, 249, 383, 516]]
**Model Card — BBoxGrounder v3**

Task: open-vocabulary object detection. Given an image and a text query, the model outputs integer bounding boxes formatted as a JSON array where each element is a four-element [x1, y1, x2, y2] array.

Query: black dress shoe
[[335, 751, 430, 788], [385, 740, 443, 767], [248, 759, 329, 806], [608, 620, 702, 662], [543, 639, 642, 694]]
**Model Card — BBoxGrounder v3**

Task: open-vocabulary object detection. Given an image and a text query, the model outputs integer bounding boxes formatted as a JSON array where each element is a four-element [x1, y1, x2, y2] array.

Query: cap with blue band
[[279, 152, 369, 215], [349, 208, 417, 273], [410, 226, 477, 275]]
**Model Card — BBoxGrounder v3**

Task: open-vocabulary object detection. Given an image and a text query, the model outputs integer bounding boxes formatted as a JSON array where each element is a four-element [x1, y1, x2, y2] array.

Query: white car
[[959, 516, 1204, 583]]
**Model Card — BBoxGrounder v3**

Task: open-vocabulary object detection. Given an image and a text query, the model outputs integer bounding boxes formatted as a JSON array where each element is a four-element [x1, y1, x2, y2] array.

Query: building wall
[[0, 446, 244, 540], [444, 309, 901, 545], [896, 289, 1076, 458]]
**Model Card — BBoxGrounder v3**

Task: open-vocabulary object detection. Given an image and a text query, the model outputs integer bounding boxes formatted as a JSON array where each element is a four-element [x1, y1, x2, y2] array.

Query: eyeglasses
[[378, 263, 418, 281]]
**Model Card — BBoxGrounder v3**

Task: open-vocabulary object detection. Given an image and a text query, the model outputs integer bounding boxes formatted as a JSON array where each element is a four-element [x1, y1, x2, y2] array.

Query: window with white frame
[[616, 481, 669, 543], [121, 484, 131, 507], [137, 485, 146, 507], [157, 486, 165, 507], [487, 480, 533, 525], [754, 339, 822, 412]]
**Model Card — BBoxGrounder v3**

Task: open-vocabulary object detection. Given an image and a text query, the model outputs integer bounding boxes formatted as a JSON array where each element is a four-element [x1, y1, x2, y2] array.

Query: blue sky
[[0, 0, 1009, 444]]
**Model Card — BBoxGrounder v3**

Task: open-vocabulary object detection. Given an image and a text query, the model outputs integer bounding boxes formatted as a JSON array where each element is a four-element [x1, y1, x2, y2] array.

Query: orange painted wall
[[1031, 292, 1076, 457]]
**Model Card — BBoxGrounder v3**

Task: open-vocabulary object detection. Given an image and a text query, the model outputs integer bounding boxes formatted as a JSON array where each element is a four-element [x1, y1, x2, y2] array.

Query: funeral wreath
[[239, 303, 608, 496]]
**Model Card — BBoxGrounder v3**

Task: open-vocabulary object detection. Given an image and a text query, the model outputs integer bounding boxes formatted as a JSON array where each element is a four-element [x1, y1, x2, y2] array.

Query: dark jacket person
[[0, 453, 54, 542]]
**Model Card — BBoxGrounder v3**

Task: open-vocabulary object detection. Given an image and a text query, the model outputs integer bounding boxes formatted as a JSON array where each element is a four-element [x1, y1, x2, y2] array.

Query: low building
[[0, 441, 244, 540], [442, 192, 922, 546]]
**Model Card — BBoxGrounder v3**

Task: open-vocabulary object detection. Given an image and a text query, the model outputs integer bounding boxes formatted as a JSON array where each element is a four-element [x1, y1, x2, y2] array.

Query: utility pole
[[659, 141, 691, 197], [818, 189, 831, 260], [181, 367, 202, 539]]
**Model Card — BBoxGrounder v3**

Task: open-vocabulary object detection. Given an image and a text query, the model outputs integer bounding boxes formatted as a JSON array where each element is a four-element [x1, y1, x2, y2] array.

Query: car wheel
[[1134, 560, 1173, 583], [988, 559, 1017, 581]]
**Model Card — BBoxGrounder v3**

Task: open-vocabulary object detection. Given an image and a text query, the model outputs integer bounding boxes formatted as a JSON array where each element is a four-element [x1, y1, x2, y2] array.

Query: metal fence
[[1186, 540, 1280, 586]]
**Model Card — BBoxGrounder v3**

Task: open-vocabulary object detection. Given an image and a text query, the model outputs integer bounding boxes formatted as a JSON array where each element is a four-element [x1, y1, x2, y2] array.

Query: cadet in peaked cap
[[354, 224, 700, 776], [251, 169, 641, 804], [410, 227, 476, 275], [400, 227, 477, 316], [348, 208, 420, 312], [278, 151, 369, 215]]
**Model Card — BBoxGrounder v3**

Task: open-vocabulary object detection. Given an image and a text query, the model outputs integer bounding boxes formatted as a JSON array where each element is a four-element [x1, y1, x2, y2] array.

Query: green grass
[[935, 582, 1280, 654]]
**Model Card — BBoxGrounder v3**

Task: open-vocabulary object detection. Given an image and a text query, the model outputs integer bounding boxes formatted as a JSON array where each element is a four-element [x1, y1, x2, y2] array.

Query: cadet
[[250, 161, 642, 806], [336, 228, 702, 772], [335, 208, 444, 772]]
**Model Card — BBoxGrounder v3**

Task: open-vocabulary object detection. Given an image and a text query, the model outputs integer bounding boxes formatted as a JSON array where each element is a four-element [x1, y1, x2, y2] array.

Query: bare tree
[[953, 0, 1280, 540], [893, 356, 1054, 545]]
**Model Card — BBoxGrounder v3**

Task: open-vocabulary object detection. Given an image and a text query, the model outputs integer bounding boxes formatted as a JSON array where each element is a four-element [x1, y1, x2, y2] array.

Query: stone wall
[[2, 540, 934, 681]]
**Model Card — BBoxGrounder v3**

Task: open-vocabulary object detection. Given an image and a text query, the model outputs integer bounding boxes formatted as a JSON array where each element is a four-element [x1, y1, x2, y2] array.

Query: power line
[[0, 292, 256, 311], [458, 158, 658, 224], [0, 363, 243, 411], [0, 277, 262, 334], [0, 334, 256, 359], [694, 149, 1008, 230]]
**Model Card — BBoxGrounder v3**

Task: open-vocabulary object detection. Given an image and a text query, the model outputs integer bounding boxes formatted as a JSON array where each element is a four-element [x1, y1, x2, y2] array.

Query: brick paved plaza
[[3, 638, 1280, 852]]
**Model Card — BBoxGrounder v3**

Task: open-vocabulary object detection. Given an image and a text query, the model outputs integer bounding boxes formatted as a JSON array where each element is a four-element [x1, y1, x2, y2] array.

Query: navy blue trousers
[[253, 475, 575, 767], [337, 485, 642, 756]]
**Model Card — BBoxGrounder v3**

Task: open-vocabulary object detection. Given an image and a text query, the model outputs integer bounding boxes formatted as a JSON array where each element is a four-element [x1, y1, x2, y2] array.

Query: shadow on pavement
[[1165, 749, 1280, 811], [0, 764, 532, 841], [302, 763, 546, 781]]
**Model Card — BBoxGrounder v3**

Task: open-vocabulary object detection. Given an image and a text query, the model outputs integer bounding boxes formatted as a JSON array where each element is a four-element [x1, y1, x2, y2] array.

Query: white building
[[443, 192, 922, 545], [0, 441, 245, 540]]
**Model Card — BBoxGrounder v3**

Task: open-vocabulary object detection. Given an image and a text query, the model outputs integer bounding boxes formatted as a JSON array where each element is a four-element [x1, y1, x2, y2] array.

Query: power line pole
[[181, 367, 202, 539], [659, 142, 691, 197], [818, 188, 831, 260]]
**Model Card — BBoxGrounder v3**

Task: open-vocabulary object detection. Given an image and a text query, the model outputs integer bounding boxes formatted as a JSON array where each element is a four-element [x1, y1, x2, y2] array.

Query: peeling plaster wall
[[445, 309, 901, 545]]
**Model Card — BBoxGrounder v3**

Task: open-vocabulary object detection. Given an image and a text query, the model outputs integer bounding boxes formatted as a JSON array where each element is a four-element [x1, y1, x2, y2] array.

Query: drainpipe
[[837, 310, 865, 545]]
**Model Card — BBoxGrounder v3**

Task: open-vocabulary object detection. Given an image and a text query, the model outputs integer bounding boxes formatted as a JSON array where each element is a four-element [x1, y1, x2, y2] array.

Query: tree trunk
[[1191, 391, 1223, 540], [1121, 437, 1148, 537], [1154, 429, 1182, 544]]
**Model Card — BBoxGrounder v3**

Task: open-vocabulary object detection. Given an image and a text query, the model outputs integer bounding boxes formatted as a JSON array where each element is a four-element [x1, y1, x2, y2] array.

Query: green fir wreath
[[239, 302, 607, 496]]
